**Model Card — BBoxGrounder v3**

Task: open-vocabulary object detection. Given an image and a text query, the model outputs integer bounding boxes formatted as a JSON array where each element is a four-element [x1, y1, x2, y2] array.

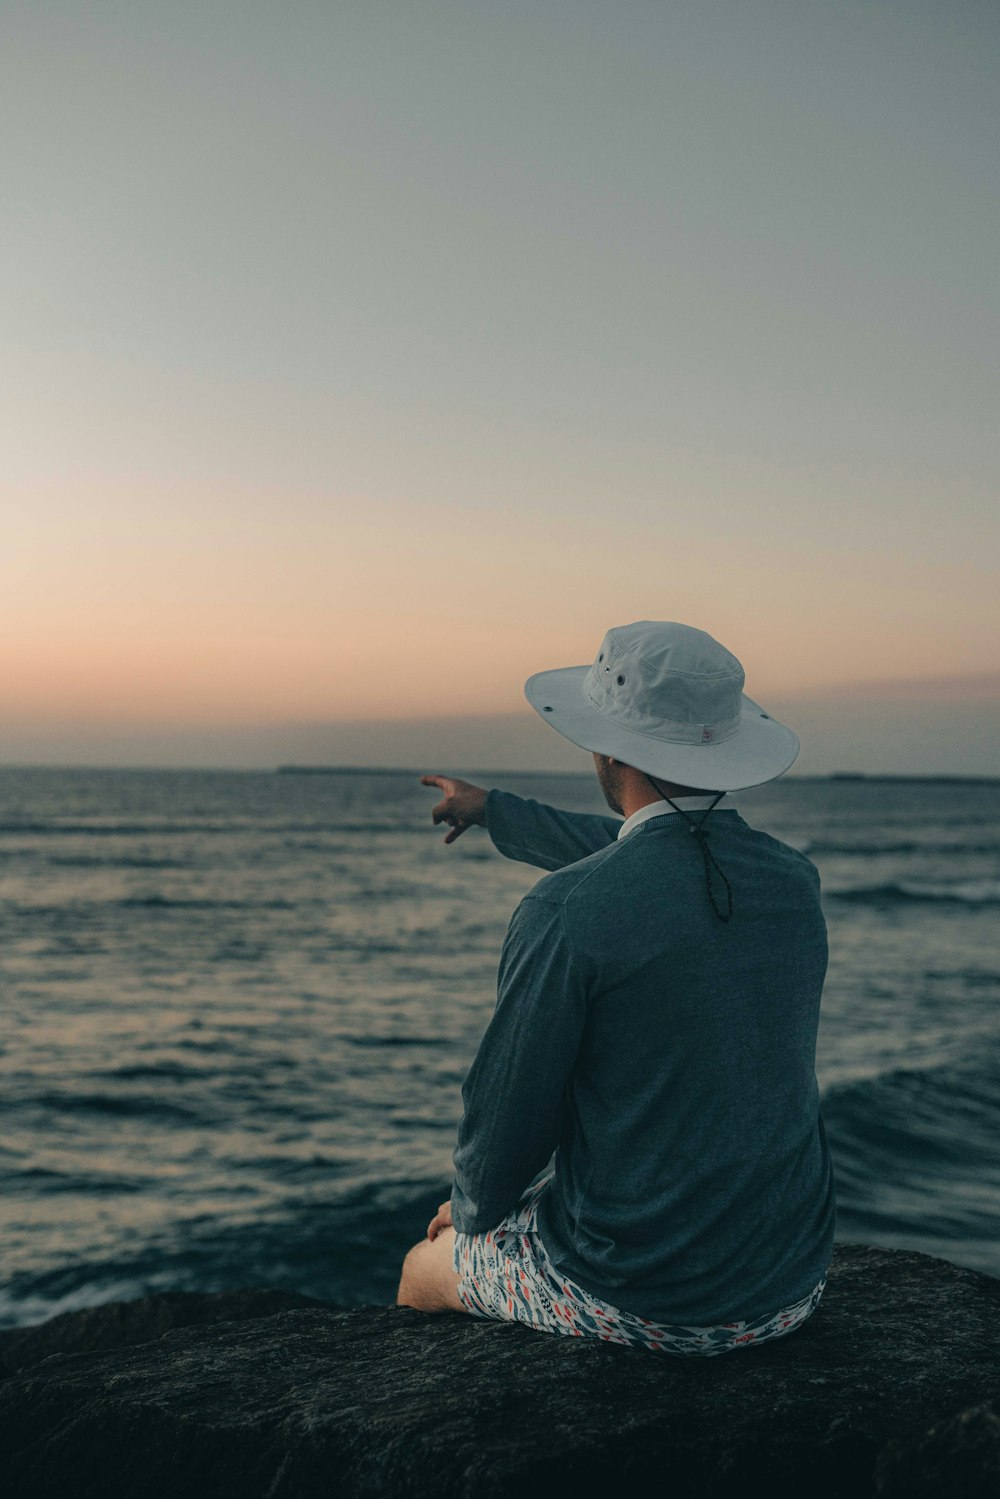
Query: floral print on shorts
[[453, 1177, 827, 1356]]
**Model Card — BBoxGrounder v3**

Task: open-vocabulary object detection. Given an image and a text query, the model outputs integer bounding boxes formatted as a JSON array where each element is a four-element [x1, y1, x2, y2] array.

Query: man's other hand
[[427, 1199, 454, 1240], [420, 774, 488, 845]]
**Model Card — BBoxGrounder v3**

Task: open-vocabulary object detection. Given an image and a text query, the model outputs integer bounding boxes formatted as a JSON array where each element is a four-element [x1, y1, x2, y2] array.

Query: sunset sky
[[3, 1, 998, 773]]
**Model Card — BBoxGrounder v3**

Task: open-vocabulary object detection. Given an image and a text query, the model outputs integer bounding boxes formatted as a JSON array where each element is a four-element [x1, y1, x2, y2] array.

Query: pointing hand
[[420, 774, 488, 845]]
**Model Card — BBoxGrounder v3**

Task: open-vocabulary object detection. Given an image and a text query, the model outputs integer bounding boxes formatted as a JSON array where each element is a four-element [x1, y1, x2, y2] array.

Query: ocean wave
[[924, 968, 1000, 989], [346, 1035, 442, 1048], [0, 820, 427, 838], [0, 1177, 445, 1330], [808, 840, 1000, 857], [26, 1092, 203, 1124], [822, 1054, 1000, 1133], [94, 1063, 218, 1083], [117, 896, 297, 911], [47, 855, 193, 869], [827, 880, 1000, 907], [5, 895, 299, 919], [8, 1167, 148, 1196], [821, 1054, 1000, 1258], [0, 821, 242, 837], [0, 1277, 168, 1333]]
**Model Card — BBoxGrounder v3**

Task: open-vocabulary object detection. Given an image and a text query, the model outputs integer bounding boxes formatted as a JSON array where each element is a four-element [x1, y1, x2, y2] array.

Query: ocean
[[2, 767, 998, 1330]]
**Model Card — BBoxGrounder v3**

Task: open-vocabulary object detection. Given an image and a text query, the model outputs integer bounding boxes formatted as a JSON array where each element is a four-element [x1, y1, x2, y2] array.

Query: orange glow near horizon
[[4, 486, 997, 732]]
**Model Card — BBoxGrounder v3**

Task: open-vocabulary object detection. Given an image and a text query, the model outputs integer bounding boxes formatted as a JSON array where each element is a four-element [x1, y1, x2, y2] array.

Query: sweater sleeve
[[450, 895, 589, 1233], [485, 788, 620, 871]]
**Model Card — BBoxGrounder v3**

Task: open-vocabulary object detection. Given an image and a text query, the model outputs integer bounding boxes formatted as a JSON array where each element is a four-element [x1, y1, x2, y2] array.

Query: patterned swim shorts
[[453, 1178, 827, 1356]]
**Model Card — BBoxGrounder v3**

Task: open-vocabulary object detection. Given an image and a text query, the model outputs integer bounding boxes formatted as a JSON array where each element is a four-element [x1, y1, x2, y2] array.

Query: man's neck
[[617, 775, 722, 821], [617, 784, 670, 820]]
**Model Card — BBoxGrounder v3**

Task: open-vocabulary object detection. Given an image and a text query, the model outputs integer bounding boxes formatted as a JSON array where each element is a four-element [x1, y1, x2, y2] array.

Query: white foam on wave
[[0, 1276, 157, 1333]]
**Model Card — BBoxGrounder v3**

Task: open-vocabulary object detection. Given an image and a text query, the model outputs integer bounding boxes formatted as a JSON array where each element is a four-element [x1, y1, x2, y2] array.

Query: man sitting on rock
[[396, 620, 836, 1354]]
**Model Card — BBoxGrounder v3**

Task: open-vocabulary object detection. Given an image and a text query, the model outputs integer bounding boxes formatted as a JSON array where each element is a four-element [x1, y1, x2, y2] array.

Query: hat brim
[[524, 666, 799, 792]]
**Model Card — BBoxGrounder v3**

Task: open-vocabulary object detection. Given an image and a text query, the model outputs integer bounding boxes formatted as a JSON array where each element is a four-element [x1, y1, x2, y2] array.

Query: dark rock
[[874, 1400, 1000, 1498], [1, 1243, 998, 1498], [0, 1288, 331, 1379]]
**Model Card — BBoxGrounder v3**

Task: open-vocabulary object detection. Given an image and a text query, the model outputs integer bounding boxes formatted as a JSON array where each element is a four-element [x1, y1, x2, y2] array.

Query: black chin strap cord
[[649, 782, 734, 923]]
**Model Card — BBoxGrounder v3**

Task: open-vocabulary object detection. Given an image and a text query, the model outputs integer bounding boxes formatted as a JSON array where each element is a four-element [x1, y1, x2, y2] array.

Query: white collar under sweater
[[617, 795, 730, 841]]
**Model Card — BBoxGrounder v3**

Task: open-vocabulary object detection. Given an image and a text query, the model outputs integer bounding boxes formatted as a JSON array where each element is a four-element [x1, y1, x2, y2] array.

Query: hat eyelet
[[616, 675, 625, 686], [543, 706, 554, 713]]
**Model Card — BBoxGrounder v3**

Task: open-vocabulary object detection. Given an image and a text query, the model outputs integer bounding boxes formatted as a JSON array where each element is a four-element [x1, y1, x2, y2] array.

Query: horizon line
[[2, 762, 999, 785]]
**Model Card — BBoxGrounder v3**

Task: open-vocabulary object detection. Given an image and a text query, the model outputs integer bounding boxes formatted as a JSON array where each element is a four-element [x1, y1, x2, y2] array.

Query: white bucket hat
[[524, 621, 799, 792]]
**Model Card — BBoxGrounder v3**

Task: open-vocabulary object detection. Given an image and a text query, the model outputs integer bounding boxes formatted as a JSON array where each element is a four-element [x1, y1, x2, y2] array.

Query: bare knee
[[396, 1241, 427, 1308], [396, 1231, 464, 1314]]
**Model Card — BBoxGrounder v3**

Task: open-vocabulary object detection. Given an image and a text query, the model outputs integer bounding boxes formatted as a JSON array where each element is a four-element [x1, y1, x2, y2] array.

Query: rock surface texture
[[1, 1244, 998, 1498]]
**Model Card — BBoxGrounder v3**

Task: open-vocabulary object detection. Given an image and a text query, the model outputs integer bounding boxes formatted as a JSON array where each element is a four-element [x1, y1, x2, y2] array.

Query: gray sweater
[[450, 790, 837, 1325]]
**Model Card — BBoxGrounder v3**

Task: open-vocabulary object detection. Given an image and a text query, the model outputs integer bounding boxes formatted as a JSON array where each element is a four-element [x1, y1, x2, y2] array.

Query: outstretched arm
[[484, 788, 619, 870], [421, 774, 620, 871]]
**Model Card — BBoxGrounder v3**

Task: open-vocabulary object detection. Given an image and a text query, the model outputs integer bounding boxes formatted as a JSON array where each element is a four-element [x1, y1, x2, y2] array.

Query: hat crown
[[584, 621, 745, 741]]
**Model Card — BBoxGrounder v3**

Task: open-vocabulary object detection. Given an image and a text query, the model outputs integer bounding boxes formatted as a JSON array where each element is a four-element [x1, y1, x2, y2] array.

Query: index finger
[[420, 774, 449, 791]]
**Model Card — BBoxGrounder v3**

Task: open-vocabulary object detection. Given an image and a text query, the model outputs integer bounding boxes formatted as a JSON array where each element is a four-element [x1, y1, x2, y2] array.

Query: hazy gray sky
[[3, 1, 998, 771]]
